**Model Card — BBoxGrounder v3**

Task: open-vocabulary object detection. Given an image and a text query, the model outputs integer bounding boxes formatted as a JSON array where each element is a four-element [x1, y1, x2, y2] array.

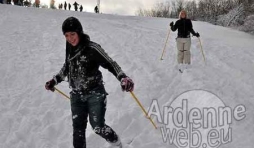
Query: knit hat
[[62, 17, 83, 35]]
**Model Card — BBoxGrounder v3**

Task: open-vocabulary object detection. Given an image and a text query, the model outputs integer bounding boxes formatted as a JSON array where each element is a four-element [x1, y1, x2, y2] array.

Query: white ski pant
[[176, 38, 191, 64]]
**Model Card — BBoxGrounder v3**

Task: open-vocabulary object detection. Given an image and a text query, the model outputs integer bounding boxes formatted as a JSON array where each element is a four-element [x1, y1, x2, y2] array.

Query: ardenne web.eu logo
[[148, 90, 246, 148]]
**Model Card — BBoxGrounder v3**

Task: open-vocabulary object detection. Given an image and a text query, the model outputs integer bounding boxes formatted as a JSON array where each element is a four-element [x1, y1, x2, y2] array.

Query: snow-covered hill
[[0, 4, 254, 148]]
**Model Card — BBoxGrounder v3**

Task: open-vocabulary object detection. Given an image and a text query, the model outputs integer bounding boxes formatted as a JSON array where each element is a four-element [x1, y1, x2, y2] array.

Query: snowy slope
[[0, 4, 254, 148]]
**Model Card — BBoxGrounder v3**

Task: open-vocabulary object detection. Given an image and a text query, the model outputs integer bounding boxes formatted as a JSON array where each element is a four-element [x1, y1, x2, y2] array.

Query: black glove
[[120, 77, 134, 92], [170, 21, 174, 27], [45, 79, 56, 92], [195, 32, 200, 37]]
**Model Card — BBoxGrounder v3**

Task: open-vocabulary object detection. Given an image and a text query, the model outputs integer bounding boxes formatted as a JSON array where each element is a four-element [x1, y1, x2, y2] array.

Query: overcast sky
[[54, 0, 163, 16]]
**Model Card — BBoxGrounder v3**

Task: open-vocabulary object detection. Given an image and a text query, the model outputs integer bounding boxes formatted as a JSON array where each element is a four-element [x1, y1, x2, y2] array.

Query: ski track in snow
[[0, 5, 254, 148]]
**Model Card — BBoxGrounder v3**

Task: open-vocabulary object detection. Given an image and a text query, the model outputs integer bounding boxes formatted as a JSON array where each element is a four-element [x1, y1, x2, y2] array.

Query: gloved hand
[[45, 79, 56, 92], [195, 32, 200, 37], [120, 77, 134, 92], [170, 21, 174, 27]]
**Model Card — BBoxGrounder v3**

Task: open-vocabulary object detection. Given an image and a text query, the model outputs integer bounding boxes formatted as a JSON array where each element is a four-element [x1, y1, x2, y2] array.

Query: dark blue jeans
[[70, 86, 118, 148]]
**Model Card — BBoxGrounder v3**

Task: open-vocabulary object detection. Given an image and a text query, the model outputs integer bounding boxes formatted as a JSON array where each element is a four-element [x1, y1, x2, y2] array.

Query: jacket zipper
[[184, 19, 186, 37]]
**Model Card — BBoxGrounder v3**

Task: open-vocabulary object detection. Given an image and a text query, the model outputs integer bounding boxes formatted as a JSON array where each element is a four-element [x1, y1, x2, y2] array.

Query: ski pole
[[198, 37, 206, 64], [130, 91, 157, 129], [160, 25, 171, 60], [54, 87, 70, 100], [53, 88, 157, 128]]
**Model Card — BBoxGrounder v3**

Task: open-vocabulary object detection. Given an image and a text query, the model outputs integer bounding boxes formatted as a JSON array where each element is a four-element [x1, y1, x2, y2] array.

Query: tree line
[[136, 0, 254, 34]]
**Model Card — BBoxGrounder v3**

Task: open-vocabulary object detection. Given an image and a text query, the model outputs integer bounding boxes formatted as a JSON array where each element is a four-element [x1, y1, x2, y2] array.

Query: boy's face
[[64, 32, 80, 46]]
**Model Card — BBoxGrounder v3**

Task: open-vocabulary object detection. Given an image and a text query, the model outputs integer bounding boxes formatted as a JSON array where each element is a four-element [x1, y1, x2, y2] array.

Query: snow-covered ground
[[0, 4, 254, 148]]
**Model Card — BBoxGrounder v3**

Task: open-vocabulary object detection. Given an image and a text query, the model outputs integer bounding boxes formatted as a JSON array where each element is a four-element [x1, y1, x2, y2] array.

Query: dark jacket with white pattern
[[54, 33, 126, 92]]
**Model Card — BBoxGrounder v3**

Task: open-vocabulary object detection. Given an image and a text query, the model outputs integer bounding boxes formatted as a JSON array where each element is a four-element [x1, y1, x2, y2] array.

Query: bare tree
[[171, 0, 177, 18], [240, 14, 254, 34], [135, 1, 171, 18], [161, 1, 171, 18], [176, 0, 184, 15], [136, 8, 144, 16], [185, 0, 197, 20]]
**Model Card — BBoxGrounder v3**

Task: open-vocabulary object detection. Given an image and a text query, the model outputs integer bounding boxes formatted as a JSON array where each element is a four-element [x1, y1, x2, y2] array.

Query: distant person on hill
[[79, 5, 83, 12], [64, 1, 67, 10], [170, 10, 200, 73], [58, 3, 63, 9], [24, 0, 30, 6], [13, 0, 19, 5], [68, 3, 71, 10], [6, 0, 11, 4], [73, 1, 79, 11], [94, 5, 99, 13], [45, 17, 133, 148], [19, 0, 24, 6], [35, 0, 40, 7]]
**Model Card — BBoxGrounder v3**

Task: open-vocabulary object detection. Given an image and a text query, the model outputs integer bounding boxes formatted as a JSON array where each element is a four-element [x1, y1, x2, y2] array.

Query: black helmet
[[62, 17, 83, 35]]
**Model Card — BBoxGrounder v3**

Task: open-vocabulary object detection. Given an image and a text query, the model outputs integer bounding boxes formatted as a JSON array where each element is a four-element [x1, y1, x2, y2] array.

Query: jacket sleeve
[[53, 46, 70, 84], [189, 20, 196, 35], [89, 42, 127, 81], [171, 21, 178, 31], [53, 62, 69, 84]]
